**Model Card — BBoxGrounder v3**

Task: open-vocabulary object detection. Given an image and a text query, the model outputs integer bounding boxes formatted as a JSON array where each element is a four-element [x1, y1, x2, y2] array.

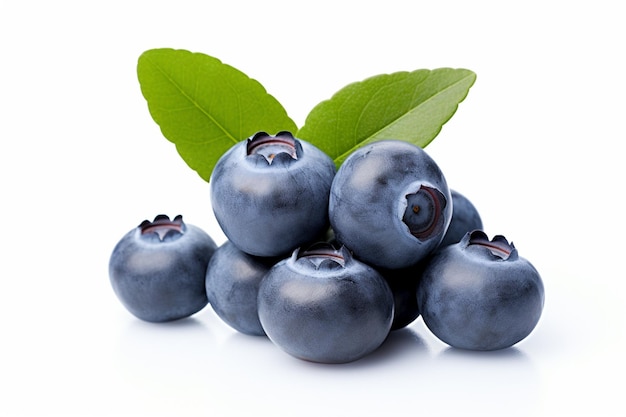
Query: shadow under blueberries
[[438, 345, 531, 362], [221, 329, 275, 358], [122, 314, 213, 334]]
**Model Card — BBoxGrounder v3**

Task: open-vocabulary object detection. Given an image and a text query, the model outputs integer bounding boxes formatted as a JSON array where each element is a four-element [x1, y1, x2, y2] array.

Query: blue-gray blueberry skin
[[210, 131, 336, 258], [205, 241, 279, 336], [416, 230, 545, 351], [329, 140, 453, 270], [439, 189, 483, 247], [257, 244, 394, 364], [109, 215, 217, 323], [379, 264, 423, 330]]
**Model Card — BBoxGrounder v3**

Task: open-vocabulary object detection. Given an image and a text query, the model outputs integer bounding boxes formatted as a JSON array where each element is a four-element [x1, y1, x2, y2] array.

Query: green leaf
[[296, 68, 476, 167], [137, 48, 297, 181]]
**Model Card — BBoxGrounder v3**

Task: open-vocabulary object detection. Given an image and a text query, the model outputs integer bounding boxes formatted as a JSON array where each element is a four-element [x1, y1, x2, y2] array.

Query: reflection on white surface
[[433, 347, 539, 416], [107, 308, 541, 416]]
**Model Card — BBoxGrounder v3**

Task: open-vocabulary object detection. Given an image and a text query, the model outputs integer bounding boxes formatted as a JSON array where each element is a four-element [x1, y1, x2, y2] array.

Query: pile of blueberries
[[109, 131, 545, 364]]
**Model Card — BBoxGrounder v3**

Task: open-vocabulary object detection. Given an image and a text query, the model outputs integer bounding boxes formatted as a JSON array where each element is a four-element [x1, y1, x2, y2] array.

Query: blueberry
[[439, 189, 483, 247], [329, 140, 453, 269], [416, 230, 545, 351], [210, 131, 336, 257], [109, 215, 217, 322], [205, 241, 278, 336], [257, 243, 394, 364], [379, 264, 423, 330]]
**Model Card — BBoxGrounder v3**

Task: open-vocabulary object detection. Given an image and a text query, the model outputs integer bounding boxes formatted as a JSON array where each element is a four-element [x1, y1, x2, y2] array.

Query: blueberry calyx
[[246, 131, 302, 165], [402, 185, 448, 241], [292, 242, 351, 271], [139, 214, 185, 242], [463, 230, 519, 261]]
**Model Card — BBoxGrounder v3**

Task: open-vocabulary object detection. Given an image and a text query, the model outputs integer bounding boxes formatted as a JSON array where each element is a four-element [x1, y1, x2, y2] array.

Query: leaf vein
[[333, 72, 475, 163], [148, 56, 239, 145]]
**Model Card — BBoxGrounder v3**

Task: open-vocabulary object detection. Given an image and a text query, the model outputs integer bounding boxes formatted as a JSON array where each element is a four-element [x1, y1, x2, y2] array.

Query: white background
[[1, 1, 624, 416]]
